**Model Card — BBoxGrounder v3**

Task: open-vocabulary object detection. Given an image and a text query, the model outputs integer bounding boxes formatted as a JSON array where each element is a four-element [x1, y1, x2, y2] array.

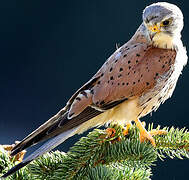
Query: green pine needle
[[1, 123, 189, 180]]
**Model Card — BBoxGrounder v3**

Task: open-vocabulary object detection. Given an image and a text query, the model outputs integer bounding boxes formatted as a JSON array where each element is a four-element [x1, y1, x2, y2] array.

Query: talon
[[134, 119, 156, 147], [149, 129, 167, 136], [134, 119, 168, 147], [106, 128, 116, 138], [123, 123, 132, 136], [140, 131, 156, 147]]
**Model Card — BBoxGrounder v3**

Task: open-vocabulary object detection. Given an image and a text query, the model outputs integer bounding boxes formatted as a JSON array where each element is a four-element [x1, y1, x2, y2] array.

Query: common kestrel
[[2, 2, 187, 178]]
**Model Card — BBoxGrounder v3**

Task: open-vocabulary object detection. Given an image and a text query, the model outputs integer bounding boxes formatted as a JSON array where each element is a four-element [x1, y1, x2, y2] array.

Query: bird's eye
[[162, 20, 170, 26]]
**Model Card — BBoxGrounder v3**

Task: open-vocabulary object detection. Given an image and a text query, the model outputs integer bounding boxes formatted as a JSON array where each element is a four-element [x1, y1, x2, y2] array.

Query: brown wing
[[91, 44, 176, 108]]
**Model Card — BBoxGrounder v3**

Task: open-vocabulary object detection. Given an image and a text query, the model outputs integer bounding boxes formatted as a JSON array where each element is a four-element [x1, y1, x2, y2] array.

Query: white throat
[[152, 32, 180, 50]]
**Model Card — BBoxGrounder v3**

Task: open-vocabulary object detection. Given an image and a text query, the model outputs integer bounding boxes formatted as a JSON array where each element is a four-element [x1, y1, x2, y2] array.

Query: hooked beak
[[147, 25, 161, 40]]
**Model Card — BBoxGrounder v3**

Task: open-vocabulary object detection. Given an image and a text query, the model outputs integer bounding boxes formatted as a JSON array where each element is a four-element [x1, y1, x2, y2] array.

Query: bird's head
[[142, 2, 183, 49]]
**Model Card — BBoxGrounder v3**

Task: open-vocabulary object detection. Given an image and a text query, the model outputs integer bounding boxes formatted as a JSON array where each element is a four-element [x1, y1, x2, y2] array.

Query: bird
[[2, 2, 187, 178]]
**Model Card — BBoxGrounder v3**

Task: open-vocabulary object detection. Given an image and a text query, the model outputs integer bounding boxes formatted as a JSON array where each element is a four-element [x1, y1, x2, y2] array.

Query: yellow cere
[[148, 25, 161, 33]]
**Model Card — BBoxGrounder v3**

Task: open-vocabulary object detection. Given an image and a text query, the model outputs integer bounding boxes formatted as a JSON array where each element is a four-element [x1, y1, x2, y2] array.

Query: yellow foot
[[149, 129, 167, 136], [105, 128, 122, 143], [134, 119, 167, 147], [106, 128, 116, 138], [123, 123, 132, 136]]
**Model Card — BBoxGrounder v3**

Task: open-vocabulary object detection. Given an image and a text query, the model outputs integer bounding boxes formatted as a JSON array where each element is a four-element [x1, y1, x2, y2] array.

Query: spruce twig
[[0, 124, 189, 179]]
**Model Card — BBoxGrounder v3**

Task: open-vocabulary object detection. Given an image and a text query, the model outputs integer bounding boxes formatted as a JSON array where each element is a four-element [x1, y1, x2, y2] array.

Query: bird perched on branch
[[2, 2, 187, 178]]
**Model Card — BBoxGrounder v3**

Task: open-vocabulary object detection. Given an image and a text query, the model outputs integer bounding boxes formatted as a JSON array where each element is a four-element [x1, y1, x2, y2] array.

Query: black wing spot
[[146, 82, 150, 86], [110, 67, 113, 72], [128, 60, 131, 64], [147, 97, 152, 102], [91, 89, 94, 94], [151, 106, 156, 111], [119, 68, 123, 72], [76, 97, 81, 101], [136, 53, 140, 57], [110, 76, 114, 80]]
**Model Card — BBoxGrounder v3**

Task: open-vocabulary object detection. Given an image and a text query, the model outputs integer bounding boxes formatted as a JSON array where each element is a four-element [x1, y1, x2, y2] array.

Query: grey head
[[142, 2, 183, 42]]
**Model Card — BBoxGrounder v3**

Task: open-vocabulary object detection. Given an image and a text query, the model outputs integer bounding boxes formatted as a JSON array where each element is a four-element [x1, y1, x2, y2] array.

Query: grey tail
[[3, 106, 104, 178], [1, 127, 78, 179], [1, 161, 31, 178], [10, 110, 68, 157]]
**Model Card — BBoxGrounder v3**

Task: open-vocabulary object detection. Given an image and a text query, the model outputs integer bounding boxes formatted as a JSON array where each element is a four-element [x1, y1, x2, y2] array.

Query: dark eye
[[162, 20, 170, 26]]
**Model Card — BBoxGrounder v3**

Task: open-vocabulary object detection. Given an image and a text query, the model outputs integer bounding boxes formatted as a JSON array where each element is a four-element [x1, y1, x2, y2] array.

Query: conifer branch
[[148, 124, 189, 160], [0, 124, 189, 179]]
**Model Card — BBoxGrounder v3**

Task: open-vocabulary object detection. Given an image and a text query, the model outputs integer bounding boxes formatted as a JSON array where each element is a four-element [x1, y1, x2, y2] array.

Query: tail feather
[[2, 127, 78, 179], [1, 161, 31, 178], [11, 107, 101, 156], [11, 111, 67, 156], [2, 106, 102, 178]]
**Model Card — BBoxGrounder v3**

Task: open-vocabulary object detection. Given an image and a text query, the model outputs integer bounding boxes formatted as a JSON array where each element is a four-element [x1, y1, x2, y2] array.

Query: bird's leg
[[106, 128, 116, 138], [149, 129, 167, 136], [142, 122, 167, 138], [134, 119, 167, 147], [106, 123, 132, 141], [134, 119, 156, 146]]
